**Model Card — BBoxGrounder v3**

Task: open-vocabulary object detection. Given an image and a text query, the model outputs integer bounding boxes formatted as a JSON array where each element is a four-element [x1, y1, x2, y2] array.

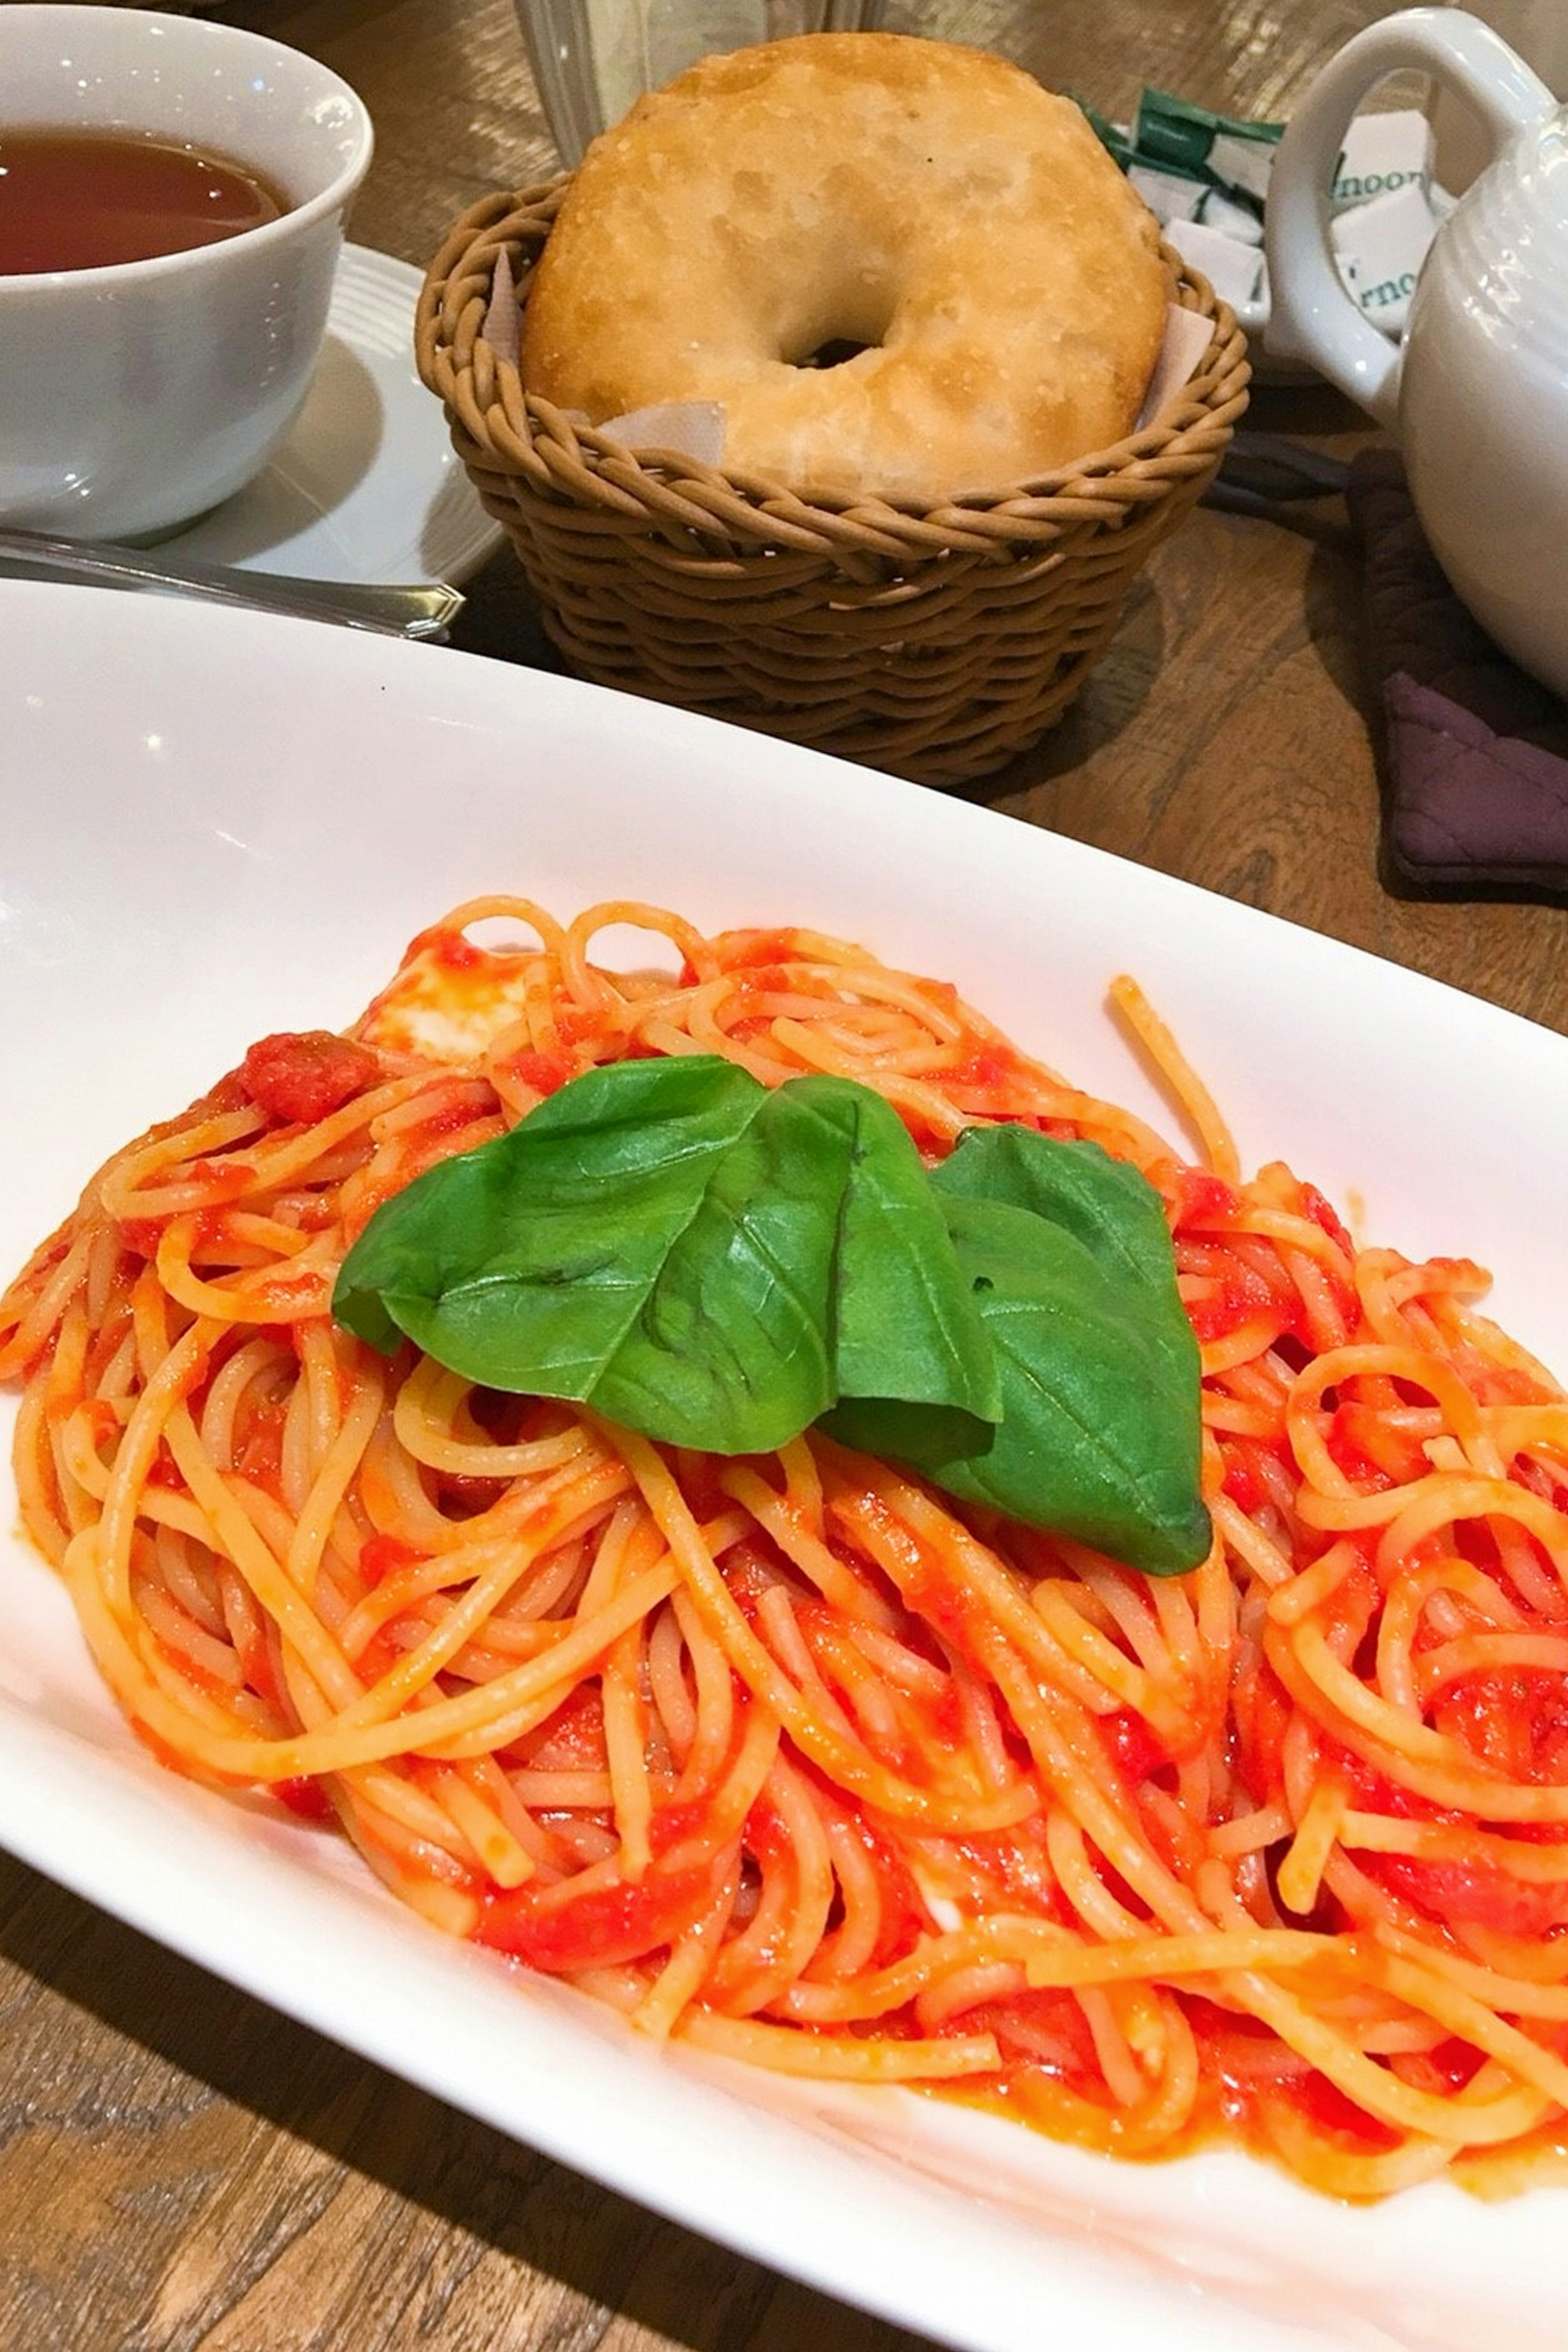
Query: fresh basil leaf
[[788, 1076, 1000, 1421], [335, 1055, 771, 1395], [333, 1058, 996, 1454], [935, 1126, 1175, 1295], [933, 1123, 1205, 1458], [827, 1190, 1210, 1577]]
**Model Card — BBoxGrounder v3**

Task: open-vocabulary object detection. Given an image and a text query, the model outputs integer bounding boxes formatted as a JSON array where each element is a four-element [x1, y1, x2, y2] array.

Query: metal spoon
[[0, 526, 465, 641]]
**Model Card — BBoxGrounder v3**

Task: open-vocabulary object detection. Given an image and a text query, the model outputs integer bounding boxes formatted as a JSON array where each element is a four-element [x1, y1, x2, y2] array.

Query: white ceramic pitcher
[[1267, 8, 1568, 697]]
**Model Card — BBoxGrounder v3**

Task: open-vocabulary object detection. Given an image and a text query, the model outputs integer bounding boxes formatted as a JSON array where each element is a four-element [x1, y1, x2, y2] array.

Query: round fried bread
[[520, 32, 1170, 506]]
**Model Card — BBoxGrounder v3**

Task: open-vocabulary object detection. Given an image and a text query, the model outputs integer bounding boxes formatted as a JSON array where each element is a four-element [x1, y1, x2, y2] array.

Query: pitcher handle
[[1265, 6, 1553, 425]]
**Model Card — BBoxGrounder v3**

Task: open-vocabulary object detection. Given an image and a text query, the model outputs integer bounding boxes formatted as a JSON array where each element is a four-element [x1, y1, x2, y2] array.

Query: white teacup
[[0, 7, 373, 543]]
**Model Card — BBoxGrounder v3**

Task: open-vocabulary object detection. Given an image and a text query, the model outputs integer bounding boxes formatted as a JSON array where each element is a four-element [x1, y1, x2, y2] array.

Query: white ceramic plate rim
[[5, 578, 1568, 2352]]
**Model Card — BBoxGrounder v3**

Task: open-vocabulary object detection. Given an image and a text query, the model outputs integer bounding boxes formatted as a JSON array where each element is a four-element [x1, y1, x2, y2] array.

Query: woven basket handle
[[1265, 7, 1553, 426]]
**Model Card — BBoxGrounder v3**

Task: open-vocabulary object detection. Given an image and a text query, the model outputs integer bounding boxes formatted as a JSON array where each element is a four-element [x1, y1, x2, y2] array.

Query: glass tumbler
[[517, 0, 888, 165]]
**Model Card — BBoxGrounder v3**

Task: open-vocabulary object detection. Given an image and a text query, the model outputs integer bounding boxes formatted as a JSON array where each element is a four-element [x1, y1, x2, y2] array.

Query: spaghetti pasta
[[7, 896, 1568, 2200]]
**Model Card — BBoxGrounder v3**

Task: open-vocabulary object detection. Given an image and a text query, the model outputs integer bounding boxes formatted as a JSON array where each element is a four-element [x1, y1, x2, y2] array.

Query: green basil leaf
[[827, 1189, 1210, 1577], [933, 1124, 1205, 1471], [787, 1075, 1001, 1422], [934, 1126, 1176, 1295], [333, 1058, 996, 1454]]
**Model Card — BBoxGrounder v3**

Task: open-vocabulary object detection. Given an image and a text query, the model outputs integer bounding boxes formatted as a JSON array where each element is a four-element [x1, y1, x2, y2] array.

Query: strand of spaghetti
[[764, 1015, 974, 1141], [780, 1918, 1074, 2025], [754, 1582, 875, 1753], [1022, 1925, 1358, 1991], [1208, 1491, 1295, 1588], [1275, 1617, 1517, 1780], [1108, 972, 1239, 1181], [1275, 1770, 1350, 1918], [601, 1421, 1042, 1834], [95, 1104, 267, 1221], [0, 1229, 94, 1375], [1233, 1206, 1354, 1279], [1414, 1630, 1568, 1701], [1372, 1926, 1568, 2020], [827, 1472, 1207, 1937], [392, 1363, 593, 1481], [103, 1085, 419, 1225], [1265, 1539, 1363, 1630], [65, 1538, 685, 1780], [1078, 1984, 1147, 2108], [1030, 1579, 1190, 1746], [1115, 1993, 1202, 2149], [779, 942, 974, 1037], [1207, 1804, 1294, 1858], [631, 1843, 745, 2040], [1221, 1963, 1554, 2146], [808, 1815, 884, 1982], [1197, 1315, 1295, 1379], [784, 1610, 903, 1748], [657, 1700, 782, 1873], [1375, 1558, 1522, 1713], [154, 1218, 335, 1326], [325, 1458, 635, 1730], [1285, 1343, 1502, 1486], [705, 1757, 837, 2015], [568, 898, 720, 996], [1485, 1404, 1568, 1461], [1382, 1477, 1568, 1590], [647, 989, 787, 1086], [94, 1325, 212, 1619], [1342, 1814, 1568, 1880], [674, 2009, 1000, 2082], [1046, 1811, 1152, 1942], [1277, 1244, 1353, 1352], [283, 1354, 386, 1594], [1363, 1949, 1568, 2113], [162, 1404, 368, 1704], [1298, 1470, 1568, 1555], [603, 1599, 656, 1883], [425, 1767, 535, 1887], [982, 1639, 1210, 1940], [717, 1458, 897, 1626], [198, 1334, 292, 1466], [36, 1392, 112, 1544], [1256, 2098, 1454, 2198]]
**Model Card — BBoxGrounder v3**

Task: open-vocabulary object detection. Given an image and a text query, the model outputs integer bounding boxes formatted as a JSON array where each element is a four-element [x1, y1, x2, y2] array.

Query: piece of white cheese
[[359, 935, 536, 1066]]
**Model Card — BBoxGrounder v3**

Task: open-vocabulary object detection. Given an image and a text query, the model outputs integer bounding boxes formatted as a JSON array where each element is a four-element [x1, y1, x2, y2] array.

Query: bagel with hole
[[520, 32, 1171, 506]]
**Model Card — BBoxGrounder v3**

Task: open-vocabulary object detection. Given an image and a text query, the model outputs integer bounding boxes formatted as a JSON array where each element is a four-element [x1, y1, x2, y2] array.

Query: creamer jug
[[1267, 8, 1568, 697]]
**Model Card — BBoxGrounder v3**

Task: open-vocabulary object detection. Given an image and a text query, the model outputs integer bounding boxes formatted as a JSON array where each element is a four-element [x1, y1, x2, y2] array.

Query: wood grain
[[8, 3, 1568, 2348]]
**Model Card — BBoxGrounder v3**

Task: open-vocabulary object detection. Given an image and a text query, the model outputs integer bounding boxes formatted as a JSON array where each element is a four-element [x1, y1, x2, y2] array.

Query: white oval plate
[[164, 244, 503, 586], [4, 577, 1568, 2352]]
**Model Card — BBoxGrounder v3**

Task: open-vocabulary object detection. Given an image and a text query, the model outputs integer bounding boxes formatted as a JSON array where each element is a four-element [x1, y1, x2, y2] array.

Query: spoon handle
[[0, 528, 465, 641]]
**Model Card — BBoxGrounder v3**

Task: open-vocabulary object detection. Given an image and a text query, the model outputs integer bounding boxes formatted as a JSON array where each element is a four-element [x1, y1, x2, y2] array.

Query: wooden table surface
[[7, 3, 1566, 2348]]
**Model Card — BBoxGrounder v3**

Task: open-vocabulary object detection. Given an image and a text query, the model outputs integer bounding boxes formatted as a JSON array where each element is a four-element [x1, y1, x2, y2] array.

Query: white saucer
[[166, 245, 504, 588]]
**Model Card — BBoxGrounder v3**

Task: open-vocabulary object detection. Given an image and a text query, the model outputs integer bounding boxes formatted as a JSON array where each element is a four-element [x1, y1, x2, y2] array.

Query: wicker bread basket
[[416, 180, 1250, 787]]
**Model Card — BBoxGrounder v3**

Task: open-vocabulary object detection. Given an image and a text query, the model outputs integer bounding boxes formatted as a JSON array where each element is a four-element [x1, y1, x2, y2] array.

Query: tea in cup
[[0, 7, 373, 543]]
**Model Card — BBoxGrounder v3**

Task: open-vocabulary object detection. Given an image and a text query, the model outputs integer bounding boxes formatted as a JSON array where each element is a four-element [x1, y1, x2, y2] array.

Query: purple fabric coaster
[[1347, 445, 1568, 897]]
